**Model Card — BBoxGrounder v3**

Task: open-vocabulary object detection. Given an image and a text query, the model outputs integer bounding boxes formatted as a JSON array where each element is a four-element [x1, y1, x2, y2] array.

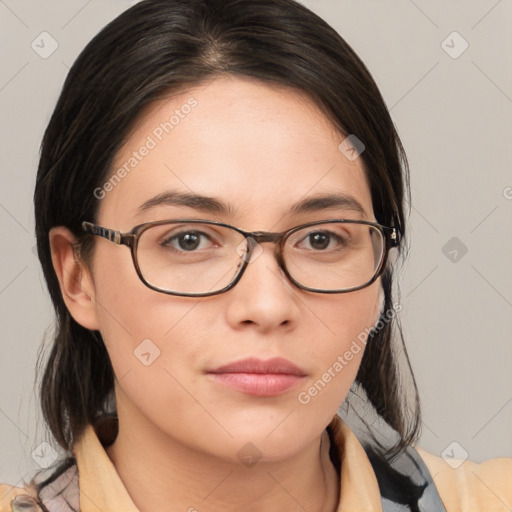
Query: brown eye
[[297, 230, 348, 251]]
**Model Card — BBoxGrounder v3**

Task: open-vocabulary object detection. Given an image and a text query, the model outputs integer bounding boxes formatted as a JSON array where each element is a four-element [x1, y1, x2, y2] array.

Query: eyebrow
[[136, 190, 235, 216], [135, 190, 367, 218], [290, 193, 367, 217]]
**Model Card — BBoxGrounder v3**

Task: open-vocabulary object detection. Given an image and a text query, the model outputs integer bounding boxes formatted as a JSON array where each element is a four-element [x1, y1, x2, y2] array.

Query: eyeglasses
[[81, 219, 399, 297]]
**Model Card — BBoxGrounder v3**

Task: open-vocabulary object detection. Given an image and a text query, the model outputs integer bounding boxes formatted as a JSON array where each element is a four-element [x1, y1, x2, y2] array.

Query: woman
[[1, 0, 510, 510]]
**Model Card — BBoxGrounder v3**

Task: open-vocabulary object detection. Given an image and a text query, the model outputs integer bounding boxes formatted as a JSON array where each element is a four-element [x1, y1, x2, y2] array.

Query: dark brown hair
[[34, 0, 419, 461]]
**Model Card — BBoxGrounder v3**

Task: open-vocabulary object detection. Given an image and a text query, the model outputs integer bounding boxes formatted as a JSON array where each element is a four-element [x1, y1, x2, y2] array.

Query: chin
[[216, 417, 320, 462]]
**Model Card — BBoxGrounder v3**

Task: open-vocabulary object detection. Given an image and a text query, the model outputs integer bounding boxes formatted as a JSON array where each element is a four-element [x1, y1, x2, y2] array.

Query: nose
[[223, 239, 301, 334]]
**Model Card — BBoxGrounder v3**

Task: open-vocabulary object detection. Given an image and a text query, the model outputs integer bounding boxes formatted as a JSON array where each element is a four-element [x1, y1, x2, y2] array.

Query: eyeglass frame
[[81, 218, 400, 297]]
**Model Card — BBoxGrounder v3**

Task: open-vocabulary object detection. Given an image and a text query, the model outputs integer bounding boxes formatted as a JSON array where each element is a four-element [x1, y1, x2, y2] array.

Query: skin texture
[[50, 75, 383, 512]]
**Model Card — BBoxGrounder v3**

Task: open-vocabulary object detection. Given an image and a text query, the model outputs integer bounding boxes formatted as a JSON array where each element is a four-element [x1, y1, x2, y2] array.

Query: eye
[[161, 230, 215, 252], [298, 230, 348, 251]]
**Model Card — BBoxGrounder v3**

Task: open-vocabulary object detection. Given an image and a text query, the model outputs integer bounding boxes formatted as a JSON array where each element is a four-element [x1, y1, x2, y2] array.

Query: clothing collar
[[72, 414, 383, 511]]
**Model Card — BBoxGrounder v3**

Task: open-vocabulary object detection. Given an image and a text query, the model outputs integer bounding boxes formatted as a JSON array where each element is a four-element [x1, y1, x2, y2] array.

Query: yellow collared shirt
[[1, 415, 511, 511]]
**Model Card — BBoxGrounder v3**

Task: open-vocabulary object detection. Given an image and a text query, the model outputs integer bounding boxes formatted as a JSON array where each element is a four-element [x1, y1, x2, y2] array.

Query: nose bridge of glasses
[[238, 231, 283, 265], [248, 231, 282, 245], [243, 231, 283, 257]]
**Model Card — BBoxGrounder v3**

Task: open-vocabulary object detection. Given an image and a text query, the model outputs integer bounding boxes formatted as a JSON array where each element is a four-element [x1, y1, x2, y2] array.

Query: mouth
[[206, 357, 307, 397]]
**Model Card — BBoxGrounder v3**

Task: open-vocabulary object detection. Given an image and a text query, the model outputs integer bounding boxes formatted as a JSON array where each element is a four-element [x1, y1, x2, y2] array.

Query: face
[[85, 75, 383, 463]]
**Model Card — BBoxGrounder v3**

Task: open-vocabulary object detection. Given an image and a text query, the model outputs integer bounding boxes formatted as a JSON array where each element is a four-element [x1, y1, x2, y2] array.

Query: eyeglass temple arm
[[387, 227, 401, 247], [82, 221, 124, 245]]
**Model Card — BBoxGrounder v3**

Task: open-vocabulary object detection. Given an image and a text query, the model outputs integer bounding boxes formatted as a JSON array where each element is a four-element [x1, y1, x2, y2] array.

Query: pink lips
[[207, 357, 307, 397]]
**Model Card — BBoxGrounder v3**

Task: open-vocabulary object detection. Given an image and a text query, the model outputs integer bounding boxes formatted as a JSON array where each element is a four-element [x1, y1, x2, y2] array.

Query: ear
[[49, 226, 100, 331]]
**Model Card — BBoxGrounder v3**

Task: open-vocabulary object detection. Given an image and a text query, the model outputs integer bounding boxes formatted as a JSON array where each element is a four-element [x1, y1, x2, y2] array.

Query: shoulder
[[416, 446, 512, 511], [0, 483, 41, 511], [0, 458, 79, 512]]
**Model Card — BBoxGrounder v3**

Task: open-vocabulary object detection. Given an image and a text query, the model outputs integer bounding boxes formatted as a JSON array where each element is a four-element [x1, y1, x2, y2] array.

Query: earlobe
[[49, 226, 100, 330]]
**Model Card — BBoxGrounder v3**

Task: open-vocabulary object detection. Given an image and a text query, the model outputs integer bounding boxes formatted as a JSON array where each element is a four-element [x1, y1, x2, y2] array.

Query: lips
[[207, 357, 307, 397], [210, 357, 306, 376]]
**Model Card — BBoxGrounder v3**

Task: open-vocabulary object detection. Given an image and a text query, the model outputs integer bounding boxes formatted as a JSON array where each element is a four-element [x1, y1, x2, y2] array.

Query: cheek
[[296, 283, 382, 405], [90, 245, 207, 386], [92, 283, 235, 456], [304, 281, 381, 360], [94, 283, 212, 438]]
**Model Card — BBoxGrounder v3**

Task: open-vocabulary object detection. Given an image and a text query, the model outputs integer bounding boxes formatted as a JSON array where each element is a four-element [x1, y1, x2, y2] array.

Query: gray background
[[1, 0, 511, 486]]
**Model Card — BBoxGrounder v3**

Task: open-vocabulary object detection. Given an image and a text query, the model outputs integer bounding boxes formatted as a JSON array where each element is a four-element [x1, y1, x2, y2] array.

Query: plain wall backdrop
[[0, 0, 511, 485]]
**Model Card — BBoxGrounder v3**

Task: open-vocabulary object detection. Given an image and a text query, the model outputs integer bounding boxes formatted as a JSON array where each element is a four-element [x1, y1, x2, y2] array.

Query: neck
[[106, 396, 340, 512]]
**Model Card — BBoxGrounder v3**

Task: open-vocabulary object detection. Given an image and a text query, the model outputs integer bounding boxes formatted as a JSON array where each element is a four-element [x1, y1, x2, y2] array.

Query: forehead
[[98, 75, 373, 230]]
